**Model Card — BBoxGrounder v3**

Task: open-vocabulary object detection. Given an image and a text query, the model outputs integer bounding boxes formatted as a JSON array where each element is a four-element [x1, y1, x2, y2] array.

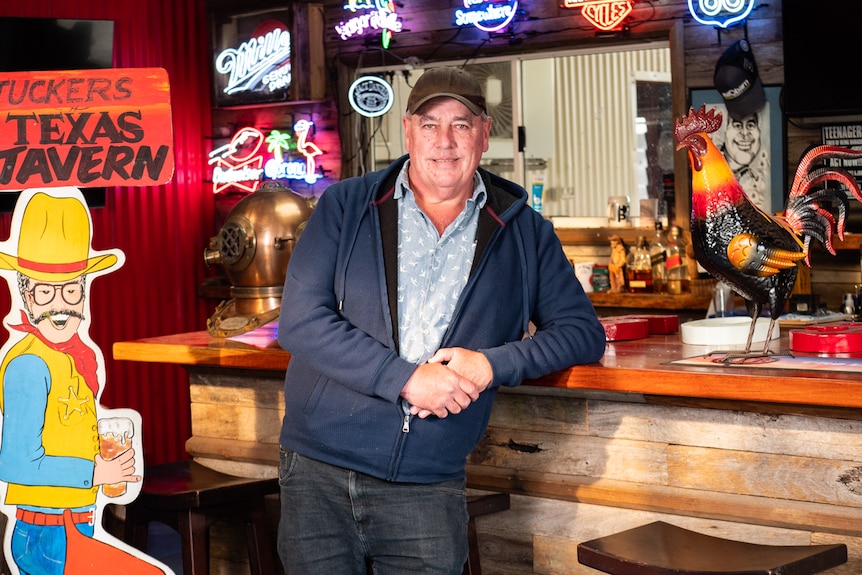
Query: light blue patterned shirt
[[394, 161, 487, 364]]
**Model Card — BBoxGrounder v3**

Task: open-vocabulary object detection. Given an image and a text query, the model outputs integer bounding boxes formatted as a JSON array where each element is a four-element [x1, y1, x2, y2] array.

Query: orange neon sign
[[564, 0, 633, 31]]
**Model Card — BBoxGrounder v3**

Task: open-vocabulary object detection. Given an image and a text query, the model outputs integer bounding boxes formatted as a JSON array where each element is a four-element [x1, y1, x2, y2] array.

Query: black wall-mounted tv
[[782, 1, 862, 122], [0, 189, 107, 214], [0, 17, 114, 72], [0, 18, 114, 210]]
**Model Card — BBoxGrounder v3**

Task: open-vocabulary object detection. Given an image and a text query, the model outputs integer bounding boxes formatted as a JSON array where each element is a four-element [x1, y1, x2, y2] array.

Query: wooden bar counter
[[114, 324, 862, 575]]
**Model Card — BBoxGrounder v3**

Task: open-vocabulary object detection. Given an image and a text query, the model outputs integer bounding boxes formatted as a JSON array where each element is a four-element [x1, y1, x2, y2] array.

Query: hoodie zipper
[[401, 399, 412, 433]]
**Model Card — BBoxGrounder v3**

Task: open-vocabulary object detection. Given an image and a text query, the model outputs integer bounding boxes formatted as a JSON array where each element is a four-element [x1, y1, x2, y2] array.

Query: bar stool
[[463, 492, 510, 575], [577, 521, 847, 575], [122, 459, 279, 575]]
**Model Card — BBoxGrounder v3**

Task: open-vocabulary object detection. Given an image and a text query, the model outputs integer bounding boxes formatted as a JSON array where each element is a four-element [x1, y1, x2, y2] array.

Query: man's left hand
[[428, 347, 492, 393], [413, 347, 493, 419]]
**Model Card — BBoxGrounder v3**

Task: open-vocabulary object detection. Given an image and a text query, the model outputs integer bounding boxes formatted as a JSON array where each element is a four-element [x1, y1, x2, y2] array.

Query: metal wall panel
[[552, 47, 671, 218], [0, 0, 214, 465]]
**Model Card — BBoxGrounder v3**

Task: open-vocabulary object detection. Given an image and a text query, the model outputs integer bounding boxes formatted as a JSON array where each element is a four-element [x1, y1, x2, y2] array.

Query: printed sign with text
[[0, 67, 174, 190]]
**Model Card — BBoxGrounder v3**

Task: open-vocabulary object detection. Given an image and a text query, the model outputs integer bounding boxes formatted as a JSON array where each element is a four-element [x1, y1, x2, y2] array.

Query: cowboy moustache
[[35, 309, 86, 325]]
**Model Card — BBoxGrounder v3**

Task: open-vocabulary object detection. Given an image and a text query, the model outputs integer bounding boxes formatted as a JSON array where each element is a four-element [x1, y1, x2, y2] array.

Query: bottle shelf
[[555, 227, 862, 251], [587, 291, 711, 310]]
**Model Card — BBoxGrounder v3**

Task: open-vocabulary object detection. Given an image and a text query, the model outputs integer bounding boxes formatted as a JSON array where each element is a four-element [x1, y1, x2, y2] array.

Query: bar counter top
[[112, 323, 862, 412], [112, 324, 862, 572]]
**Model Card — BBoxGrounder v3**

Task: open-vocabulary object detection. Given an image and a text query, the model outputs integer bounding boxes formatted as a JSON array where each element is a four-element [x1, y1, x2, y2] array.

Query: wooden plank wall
[[184, 364, 862, 575], [467, 388, 862, 574]]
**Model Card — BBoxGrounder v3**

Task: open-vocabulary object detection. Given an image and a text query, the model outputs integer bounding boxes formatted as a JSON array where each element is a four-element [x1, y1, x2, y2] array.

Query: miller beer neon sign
[[214, 19, 292, 98]]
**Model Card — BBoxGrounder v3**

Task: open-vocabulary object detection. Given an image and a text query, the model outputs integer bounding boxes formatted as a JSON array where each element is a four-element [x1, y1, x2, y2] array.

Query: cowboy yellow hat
[[0, 192, 118, 282]]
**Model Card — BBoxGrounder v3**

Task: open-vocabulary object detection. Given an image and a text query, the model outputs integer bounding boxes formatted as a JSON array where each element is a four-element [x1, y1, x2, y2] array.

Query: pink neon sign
[[335, 1, 402, 49]]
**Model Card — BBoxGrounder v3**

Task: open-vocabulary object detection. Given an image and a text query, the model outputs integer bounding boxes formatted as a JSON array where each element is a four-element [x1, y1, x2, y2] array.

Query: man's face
[[725, 114, 762, 166], [25, 278, 85, 344], [403, 97, 491, 202]]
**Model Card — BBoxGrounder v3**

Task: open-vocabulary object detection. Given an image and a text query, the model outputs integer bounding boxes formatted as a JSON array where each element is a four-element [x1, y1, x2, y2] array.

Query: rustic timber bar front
[[113, 326, 862, 574]]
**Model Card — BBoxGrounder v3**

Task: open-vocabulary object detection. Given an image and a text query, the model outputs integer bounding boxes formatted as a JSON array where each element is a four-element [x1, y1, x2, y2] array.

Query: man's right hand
[[400, 362, 478, 419]]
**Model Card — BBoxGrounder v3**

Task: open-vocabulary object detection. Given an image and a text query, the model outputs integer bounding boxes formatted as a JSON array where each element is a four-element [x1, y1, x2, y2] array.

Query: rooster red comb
[[674, 105, 723, 143]]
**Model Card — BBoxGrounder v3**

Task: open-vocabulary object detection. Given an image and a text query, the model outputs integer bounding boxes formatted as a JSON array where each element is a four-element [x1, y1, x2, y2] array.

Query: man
[[276, 67, 606, 574], [0, 191, 147, 575], [721, 111, 770, 212]]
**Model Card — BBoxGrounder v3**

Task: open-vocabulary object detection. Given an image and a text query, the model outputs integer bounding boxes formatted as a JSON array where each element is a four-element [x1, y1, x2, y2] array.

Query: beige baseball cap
[[406, 67, 486, 116]]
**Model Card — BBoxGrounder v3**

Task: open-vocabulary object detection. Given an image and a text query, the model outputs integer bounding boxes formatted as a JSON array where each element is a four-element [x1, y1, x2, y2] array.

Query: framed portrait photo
[[690, 86, 783, 214]]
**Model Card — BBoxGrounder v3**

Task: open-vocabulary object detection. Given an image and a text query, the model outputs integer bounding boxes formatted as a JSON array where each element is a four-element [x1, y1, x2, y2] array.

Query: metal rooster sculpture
[[675, 105, 862, 359]]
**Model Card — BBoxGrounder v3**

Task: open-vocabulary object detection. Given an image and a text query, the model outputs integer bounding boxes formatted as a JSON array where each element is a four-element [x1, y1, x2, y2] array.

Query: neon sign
[[214, 19, 292, 96], [335, 1, 402, 49], [209, 128, 265, 194], [265, 120, 323, 184], [454, 1, 520, 33], [687, 0, 754, 29], [209, 123, 325, 193], [564, 0, 633, 31]]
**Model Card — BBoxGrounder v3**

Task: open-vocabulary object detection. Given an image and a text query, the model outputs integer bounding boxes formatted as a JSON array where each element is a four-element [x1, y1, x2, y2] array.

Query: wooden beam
[[466, 465, 862, 537]]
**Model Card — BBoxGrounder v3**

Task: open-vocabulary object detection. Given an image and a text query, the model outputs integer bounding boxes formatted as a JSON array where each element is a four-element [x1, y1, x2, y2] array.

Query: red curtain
[[0, 0, 215, 464]]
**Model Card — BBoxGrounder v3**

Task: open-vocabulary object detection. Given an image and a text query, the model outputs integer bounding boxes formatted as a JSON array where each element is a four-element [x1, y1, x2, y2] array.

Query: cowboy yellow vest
[[0, 334, 100, 508]]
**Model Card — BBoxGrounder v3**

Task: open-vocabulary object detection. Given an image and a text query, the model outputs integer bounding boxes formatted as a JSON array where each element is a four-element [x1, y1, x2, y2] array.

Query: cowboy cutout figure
[[0, 188, 170, 574]]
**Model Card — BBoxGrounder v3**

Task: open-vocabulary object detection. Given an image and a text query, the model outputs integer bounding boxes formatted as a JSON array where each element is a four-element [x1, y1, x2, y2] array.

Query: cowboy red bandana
[[11, 310, 100, 396]]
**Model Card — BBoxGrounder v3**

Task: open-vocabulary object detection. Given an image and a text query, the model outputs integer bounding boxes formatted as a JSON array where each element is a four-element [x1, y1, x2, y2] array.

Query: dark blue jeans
[[277, 449, 469, 575]]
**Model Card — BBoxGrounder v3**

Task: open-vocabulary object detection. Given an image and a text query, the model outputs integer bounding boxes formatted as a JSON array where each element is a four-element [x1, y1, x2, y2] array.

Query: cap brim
[[408, 93, 483, 116], [725, 76, 766, 121]]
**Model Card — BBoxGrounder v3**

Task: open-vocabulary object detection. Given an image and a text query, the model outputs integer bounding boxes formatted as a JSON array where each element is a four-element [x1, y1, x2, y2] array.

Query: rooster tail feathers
[[789, 146, 862, 202], [785, 188, 847, 259], [784, 146, 862, 261], [785, 185, 849, 257]]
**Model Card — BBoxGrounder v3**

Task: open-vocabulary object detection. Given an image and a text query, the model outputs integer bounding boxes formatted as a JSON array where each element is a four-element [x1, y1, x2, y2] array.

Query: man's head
[[724, 112, 762, 166], [19, 272, 87, 343], [406, 67, 487, 117], [403, 67, 492, 201], [0, 191, 119, 342]]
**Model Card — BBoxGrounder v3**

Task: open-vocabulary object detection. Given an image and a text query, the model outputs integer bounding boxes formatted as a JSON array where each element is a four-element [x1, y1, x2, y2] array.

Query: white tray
[[680, 317, 780, 346]]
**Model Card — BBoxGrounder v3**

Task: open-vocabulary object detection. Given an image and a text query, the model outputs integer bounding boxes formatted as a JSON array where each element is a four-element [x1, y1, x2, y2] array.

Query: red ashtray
[[789, 323, 862, 358]]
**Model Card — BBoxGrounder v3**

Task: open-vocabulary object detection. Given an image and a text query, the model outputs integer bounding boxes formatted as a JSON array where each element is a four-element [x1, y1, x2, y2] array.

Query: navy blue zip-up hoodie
[[277, 155, 605, 483]]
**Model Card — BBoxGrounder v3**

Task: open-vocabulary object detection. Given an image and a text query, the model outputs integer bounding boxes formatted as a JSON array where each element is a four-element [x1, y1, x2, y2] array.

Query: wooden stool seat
[[577, 521, 847, 575], [463, 492, 510, 575], [123, 460, 279, 575]]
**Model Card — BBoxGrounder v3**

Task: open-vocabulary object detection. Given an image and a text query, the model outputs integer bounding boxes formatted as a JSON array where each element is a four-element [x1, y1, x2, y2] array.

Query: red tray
[[789, 323, 862, 358]]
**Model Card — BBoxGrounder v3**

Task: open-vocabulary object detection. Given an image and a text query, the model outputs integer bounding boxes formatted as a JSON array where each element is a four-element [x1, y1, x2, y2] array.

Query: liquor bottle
[[626, 236, 653, 293], [665, 226, 690, 294], [649, 223, 667, 294]]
